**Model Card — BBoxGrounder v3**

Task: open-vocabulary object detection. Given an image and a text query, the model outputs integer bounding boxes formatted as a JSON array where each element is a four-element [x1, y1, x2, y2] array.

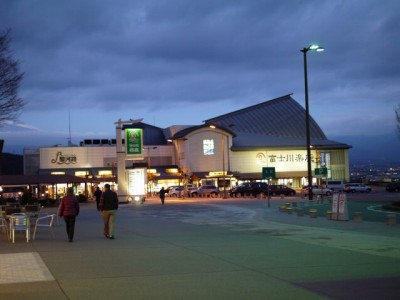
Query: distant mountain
[[0, 153, 23, 175], [331, 134, 400, 165]]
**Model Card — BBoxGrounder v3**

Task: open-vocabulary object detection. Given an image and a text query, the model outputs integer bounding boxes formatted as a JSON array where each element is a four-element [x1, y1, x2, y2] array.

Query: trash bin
[[309, 209, 318, 218]]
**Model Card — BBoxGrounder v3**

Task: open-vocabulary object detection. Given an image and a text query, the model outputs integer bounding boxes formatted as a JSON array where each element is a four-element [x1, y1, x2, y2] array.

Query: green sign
[[315, 167, 328, 176], [125, 128, 143, 156], [262, 167, 276, 179]]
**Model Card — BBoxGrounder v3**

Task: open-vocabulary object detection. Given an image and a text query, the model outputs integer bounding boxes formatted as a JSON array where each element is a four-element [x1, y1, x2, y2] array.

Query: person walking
[[58, 187, 80, 242], [100, 184, 118, 239], [94, 186, 102, 211], [159, 187, 167, 205]]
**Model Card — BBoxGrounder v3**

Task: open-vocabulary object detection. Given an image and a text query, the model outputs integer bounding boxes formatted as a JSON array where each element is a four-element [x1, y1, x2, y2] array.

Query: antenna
[[68, 112, 72, 146]]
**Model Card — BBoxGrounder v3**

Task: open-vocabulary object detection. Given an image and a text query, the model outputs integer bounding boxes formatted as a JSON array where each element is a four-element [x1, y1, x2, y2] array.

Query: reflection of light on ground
[[367, 205, 400, 214]]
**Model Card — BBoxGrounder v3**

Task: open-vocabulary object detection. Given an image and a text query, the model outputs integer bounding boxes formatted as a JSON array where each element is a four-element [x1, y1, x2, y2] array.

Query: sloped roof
[[202, 94, 351, 150], [123, 122, 169, 145]]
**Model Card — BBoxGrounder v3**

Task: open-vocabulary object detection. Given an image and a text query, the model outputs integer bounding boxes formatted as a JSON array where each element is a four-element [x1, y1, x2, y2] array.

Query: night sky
[[1, 0, 399, 162]]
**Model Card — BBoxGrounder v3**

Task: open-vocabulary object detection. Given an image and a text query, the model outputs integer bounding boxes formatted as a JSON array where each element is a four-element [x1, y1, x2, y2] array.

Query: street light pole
[[301, 44, 324, 201]]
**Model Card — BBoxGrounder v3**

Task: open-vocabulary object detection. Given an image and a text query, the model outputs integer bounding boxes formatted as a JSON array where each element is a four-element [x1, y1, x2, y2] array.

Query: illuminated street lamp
[[301, 44, 324, 200]]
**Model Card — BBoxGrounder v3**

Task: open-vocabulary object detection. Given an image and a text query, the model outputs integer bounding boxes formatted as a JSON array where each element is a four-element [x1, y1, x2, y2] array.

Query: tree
[[0, 29, 24, 126]]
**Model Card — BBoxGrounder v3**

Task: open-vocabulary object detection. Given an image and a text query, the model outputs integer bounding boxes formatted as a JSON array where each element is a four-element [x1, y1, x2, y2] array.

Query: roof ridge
[[204, 94, 294, 123]]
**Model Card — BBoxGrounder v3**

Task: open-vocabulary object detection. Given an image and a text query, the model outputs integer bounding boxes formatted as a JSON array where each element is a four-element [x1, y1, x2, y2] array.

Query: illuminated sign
[[127, 169, 146, 196], [51, 152, 77, 165], [267, 152, 313, 163], [125, 128, 143, 159], [259, 150, 316, 172]]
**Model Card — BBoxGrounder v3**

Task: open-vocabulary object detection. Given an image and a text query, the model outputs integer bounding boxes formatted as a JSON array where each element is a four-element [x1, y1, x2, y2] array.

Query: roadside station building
[[22, 94, 351, 198]]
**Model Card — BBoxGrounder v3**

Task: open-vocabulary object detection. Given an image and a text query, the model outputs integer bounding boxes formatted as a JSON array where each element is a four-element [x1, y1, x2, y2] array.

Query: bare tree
[[0, 29, 24, 126]]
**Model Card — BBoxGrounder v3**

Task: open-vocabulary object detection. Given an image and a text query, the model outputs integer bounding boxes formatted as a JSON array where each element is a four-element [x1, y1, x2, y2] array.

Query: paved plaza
[[1, 197, 400, 299]]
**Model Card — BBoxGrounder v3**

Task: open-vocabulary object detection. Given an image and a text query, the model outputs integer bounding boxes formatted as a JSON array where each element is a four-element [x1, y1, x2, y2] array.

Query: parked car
[[386, 182, 400, 192], [267, 185, 296, 196], [344, 183, 371, 193], [324, 180, 345, 192], [301, 185, 333, 196], [187, 187, 199, 197], [169, 186, 183, 197], [191, 185, 219, 197], [230, 182, 269, 197]]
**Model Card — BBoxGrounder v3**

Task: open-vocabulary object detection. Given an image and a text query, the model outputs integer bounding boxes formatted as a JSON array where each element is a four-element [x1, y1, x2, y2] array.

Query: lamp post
[[301, 44, 324, 200]]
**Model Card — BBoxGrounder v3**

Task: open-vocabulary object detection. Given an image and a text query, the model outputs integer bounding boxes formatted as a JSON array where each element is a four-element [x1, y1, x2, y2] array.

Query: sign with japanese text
[[257, 150, 312, 172], [315, 167, 328, 176], [127, 168, 146, 196], [262, 167, 276, 179], [125, 128, 143, 159], [331, 193, 348, 221]]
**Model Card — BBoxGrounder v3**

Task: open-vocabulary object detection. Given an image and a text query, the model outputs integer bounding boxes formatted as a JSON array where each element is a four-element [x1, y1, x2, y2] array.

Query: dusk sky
[[1, 0, 400, 161]]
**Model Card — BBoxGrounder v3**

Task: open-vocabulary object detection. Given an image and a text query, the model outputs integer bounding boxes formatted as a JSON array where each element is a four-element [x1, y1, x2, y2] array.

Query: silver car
[[302, 185, 333, 196], [191, 185, 219, 197], [344, 183, 371, 193]]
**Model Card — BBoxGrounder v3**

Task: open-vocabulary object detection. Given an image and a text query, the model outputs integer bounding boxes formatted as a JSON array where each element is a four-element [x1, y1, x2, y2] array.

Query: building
[[23, 94, 351, 198]]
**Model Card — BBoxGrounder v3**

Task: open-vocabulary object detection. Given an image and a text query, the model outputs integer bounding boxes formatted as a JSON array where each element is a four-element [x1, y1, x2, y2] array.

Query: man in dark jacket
[[100, 184, 118, 239], [94, 186, 102, 211]]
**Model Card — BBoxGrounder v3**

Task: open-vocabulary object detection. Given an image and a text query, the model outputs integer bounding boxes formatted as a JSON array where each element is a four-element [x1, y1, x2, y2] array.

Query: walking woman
[[58, 187, 80, 242]]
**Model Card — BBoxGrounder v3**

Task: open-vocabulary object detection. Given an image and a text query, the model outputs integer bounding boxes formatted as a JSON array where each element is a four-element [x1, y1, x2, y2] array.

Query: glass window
[[203, 139, 214, 155]]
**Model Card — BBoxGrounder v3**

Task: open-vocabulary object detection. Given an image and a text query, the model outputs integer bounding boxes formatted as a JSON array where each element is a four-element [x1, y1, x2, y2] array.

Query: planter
[[309, 209, 318, 218], [326, 211, 332, 220], [353, 212, 362, 223]]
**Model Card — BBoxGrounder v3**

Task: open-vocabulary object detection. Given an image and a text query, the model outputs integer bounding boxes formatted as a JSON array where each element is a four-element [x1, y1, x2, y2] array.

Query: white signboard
[[331, 193, 348, 221], [127, 169, 146, 196]]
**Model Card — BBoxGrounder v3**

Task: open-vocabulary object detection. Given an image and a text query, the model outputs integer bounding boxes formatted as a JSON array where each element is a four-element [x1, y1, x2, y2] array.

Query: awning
[[0, 174, 93, 186]]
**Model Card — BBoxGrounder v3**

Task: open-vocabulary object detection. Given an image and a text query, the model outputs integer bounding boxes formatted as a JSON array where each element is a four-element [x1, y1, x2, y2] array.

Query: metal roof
[[203, 94, 351, 150], [123, 122, 169, 145]]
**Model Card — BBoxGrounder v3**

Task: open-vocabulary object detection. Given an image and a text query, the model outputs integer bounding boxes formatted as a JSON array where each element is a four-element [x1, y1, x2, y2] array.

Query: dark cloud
[[0, 0, 400, 153]]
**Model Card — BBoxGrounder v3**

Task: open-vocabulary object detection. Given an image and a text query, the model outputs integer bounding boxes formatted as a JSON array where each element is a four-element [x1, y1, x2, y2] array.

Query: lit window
[[203, 139, 214, 155]]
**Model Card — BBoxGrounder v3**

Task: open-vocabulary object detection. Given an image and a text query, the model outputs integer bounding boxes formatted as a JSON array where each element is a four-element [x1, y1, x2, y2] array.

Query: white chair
[[10, 213, 30, 243], [33, 214, 55, 240]]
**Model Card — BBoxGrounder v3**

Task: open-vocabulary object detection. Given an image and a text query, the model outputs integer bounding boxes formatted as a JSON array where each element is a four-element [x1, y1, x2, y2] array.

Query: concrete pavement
[[1, 197, 400, 299]]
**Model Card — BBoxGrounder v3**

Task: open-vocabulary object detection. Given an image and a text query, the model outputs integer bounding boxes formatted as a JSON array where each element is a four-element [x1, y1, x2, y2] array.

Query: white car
[[169, 186, 183, 197], [344, 183, 371, 193], [302, 185, 333, 196]]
